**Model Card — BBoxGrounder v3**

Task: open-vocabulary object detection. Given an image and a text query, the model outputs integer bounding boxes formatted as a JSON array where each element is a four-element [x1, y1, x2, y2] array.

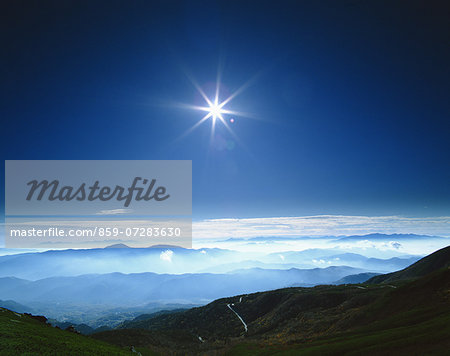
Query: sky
[[1, 0, 449, 220]]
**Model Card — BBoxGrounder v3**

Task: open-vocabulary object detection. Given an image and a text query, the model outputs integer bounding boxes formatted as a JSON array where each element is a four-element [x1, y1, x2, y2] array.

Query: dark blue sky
[[1, 0, 449, 218]]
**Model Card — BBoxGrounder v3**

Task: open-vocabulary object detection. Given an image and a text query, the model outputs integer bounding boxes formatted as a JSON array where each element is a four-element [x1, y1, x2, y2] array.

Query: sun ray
[[183, 71, 213, 107], [220, 109, 257, 119], [215, 66, 221, 105], [219, 72, 260, 108], [174, 112, 212, 143]]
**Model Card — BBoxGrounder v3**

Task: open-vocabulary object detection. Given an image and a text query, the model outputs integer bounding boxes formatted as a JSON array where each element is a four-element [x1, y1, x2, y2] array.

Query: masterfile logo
[[6, 160, 191, 216], [26, 177, 170, 207]]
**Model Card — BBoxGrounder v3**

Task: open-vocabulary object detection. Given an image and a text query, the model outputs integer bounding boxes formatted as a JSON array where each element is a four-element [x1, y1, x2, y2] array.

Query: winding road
[[227, 303, 248, 333]]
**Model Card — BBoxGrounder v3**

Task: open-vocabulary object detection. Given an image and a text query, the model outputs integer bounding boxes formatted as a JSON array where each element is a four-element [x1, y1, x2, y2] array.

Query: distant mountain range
[[332, 272, 380, 284], [263, 249, 420, 272], [0, 234, 434, 279], [221, 233, 447, 242], [0, 234, 446, 332], [335, 233, 445, 241], [0, 299, 34, 314], [0, 266, 366, 307], [0, 246, 242, 279]]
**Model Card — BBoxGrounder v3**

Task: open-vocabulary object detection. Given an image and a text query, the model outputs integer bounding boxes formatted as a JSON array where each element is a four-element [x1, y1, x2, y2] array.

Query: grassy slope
[[0, 308, 131, 356], [227, 268, 450, 355], [228, 307, 450, 356]]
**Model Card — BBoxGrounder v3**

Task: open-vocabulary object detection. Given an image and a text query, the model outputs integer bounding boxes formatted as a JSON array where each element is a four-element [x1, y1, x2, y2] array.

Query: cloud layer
[[193, 215, 450, 239]]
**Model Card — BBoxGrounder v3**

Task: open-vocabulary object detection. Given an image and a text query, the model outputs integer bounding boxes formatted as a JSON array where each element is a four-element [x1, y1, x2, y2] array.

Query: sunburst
[[175, 67, 257, 143]]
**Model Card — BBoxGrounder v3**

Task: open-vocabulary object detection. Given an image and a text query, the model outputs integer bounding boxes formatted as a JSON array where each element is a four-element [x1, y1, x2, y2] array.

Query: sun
[[208, 98, 224, 121], [199, 95, 228, 124], [173, 67, 258, 144], [184, 83, 239, 138]]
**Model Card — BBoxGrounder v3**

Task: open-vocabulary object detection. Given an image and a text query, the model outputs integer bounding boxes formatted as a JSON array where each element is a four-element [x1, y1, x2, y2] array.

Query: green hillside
[[92, 249, 450, 355], [0, 308, 132, 356], [228, 268, 450, 355]]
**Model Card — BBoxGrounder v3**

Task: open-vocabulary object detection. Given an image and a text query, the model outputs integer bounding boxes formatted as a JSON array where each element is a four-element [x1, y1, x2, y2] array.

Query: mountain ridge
[[367, 245, 450, 283]]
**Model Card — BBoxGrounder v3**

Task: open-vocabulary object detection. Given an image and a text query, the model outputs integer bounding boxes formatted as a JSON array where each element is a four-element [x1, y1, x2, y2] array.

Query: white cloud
[[96, 209, 132, 215], [388, 241, 402, 250], [312, 259, 327, 264], [160, 249, 173, 263]]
